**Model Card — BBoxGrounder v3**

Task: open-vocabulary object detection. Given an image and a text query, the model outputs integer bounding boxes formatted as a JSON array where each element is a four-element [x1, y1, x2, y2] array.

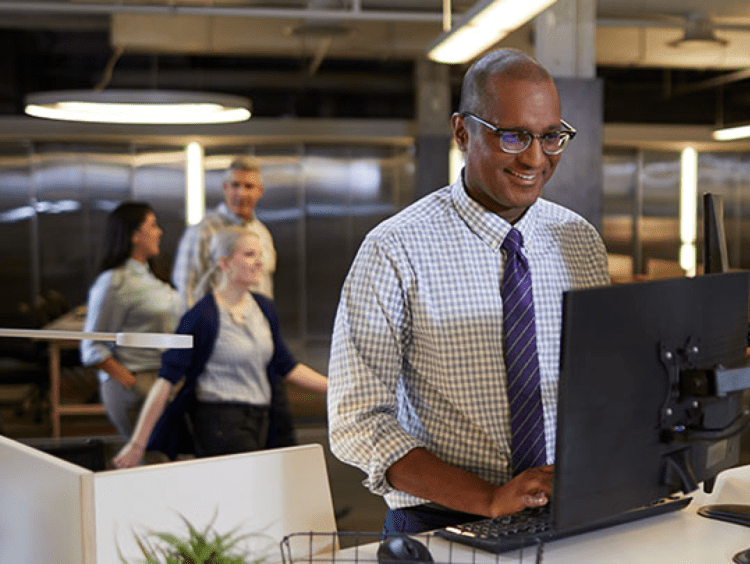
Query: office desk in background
[[42, 306, 106, 437]]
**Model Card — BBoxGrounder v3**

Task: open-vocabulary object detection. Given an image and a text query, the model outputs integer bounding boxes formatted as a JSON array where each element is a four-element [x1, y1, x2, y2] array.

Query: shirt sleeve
[[590, 230, 611, 286], [171, 224, 204, 311], [80, 271, 125, 366], [255, 219, 276, 275], [578, 222, 611, 288], [327, 233, 427, 497], [158, 304, 206, 384], [251, 219, 276, 299]]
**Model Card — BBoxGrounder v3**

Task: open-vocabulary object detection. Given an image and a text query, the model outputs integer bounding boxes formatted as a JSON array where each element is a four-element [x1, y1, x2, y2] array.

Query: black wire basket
[[278, 531, 541, 564]]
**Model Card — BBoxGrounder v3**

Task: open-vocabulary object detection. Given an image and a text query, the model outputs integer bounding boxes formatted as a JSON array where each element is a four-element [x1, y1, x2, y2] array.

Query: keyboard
[[434, 496, 693, 553]]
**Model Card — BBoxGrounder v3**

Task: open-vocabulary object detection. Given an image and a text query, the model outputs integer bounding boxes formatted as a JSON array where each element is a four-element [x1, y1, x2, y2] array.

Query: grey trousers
[[99, 370, 158, 439]]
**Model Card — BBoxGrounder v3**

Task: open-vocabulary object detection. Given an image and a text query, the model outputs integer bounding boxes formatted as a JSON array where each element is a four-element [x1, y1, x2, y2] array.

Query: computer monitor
[[702, 192, 750, 349], [552, 271, 750, 532], [703, 192, 730, 274]]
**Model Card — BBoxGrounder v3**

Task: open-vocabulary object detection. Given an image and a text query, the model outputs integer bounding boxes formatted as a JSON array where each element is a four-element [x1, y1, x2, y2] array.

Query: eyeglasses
[[462, 112, 577, 156]]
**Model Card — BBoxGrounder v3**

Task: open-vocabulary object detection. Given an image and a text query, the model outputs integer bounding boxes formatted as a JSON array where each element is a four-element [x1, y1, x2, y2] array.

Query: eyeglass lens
[[500, 131, 570, 155]]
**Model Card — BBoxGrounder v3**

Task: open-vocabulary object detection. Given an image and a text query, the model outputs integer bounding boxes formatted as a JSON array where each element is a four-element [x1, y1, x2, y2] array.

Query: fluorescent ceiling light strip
[[185, 142, 206, 226], [679, 146, 698, 276], [713, 124, 750, 141], [428, 0, 558, 64]]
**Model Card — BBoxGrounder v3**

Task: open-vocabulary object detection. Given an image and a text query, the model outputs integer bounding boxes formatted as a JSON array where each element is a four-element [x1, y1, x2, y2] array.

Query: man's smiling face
[[454, 73, 562, 224]]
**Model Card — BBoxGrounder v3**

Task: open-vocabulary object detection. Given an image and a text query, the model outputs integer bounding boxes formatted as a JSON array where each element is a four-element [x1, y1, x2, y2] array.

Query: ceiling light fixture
[[24, 90, 252, 125], [668, 11, 727, 50], [713, 123, 750, 141], [427, 0, 558, 65]]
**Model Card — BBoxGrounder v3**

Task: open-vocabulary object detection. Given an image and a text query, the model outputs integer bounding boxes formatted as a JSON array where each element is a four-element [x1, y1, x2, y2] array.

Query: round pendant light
[[24, 89, 252, 125]]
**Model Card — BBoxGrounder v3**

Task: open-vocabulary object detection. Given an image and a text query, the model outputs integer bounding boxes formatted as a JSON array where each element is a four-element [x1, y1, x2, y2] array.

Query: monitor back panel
[[552, 272, 749, 532]]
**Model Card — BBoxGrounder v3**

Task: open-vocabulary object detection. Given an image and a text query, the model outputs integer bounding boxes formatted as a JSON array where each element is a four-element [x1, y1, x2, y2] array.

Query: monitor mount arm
[[659, 337, 705, 434], [658, 338, 750, 494], [659, 337, 750, 437]]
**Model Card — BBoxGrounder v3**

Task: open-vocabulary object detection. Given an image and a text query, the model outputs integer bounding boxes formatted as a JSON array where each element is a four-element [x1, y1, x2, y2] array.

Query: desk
[[313, 466, 750, 564], [42, 306, 106, 437]]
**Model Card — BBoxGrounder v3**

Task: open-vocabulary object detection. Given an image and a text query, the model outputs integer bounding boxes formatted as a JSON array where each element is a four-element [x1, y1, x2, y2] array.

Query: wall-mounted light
[[25, 90, 252, 125], [679, 147, 698, 277], [185, 142, 205, 226], [427, 0, 558, 64]]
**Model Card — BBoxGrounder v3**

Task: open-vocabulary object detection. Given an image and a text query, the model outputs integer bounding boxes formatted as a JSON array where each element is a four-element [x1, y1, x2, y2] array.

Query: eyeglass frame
[[460, 112, 577, 156]]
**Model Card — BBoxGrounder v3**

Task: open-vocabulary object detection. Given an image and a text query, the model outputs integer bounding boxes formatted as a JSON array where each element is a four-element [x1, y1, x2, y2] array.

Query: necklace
[[215, 292, 250, 323]]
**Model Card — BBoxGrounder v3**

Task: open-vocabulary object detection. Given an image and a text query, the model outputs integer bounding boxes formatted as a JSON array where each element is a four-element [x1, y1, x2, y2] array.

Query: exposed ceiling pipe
[[0, 1, 444, 22], [2, 1, 748, 32], [671, 66, 750, 96], [598, 15, 750, 32], [1, 1, 749, 32]]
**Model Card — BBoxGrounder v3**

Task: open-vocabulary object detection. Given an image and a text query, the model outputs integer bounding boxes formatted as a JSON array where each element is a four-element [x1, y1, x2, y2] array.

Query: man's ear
[[451, 112, 468, 152]]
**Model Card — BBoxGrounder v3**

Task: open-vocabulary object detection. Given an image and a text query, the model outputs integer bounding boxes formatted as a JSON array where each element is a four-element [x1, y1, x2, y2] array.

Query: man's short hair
[[223, 156, 261, 182], [458, 48, 553, 116]]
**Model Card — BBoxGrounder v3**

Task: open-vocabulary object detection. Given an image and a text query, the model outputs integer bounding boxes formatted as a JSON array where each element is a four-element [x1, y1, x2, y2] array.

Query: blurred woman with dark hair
[[80, 202, 181, 439]]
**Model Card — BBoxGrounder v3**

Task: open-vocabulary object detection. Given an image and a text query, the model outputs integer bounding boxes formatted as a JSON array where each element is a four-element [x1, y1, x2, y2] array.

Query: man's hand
[[488, 465, 554, 517], [386, 448, 554, 519]]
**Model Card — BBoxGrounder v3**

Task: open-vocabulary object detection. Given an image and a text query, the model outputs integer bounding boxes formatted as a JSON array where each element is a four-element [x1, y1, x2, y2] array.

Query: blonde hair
[[194, 226, 259, 297]]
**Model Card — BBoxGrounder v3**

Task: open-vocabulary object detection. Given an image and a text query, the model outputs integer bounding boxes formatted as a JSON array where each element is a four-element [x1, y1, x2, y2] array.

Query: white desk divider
[[92, 444, 337, 563], [0, 434, 90, 564], [0, 437, 336, 564]]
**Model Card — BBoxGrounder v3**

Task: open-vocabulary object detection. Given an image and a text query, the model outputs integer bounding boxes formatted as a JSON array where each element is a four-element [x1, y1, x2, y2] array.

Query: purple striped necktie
[[501, 228, 546, 475]]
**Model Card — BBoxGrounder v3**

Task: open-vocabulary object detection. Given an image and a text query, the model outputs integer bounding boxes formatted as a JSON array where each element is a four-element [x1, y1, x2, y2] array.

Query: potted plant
[[118, 509, 273, 564]]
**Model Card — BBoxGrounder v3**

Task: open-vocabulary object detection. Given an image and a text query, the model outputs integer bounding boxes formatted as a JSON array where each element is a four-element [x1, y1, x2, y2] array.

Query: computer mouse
[[377, 535, 434, 563], [733, 548, 750, 564]]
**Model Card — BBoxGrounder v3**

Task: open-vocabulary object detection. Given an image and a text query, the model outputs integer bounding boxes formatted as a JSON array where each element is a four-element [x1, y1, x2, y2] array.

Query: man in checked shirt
[[328, 48, 611, 535], [172, 156, 276, 308]]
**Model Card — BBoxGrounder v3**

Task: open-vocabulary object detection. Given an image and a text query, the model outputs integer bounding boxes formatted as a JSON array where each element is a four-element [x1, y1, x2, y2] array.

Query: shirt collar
[[217, 202, 255, 226], [451, 169, 540, 252], [125, 257, 150, 274]]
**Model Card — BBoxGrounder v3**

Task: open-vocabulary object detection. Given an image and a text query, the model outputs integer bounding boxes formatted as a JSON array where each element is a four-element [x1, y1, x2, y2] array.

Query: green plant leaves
[[118, 509, 272, 564]]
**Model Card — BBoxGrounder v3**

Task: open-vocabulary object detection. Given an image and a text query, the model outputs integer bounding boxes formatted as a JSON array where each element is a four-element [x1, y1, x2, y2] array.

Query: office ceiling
[[1, 0, 750, 126]]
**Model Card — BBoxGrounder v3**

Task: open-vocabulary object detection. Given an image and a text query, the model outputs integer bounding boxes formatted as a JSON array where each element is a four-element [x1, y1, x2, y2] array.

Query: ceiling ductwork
[[0, 1, 747, 70], [598, 11, 750, 69], [0, 0, 749, 134]]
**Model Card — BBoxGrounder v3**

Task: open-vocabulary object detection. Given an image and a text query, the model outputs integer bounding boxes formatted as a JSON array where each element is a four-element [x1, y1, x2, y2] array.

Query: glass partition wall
[[7, 138, 749, 368], [602, 148, 750, 282], [0, 141, 415, 371]]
